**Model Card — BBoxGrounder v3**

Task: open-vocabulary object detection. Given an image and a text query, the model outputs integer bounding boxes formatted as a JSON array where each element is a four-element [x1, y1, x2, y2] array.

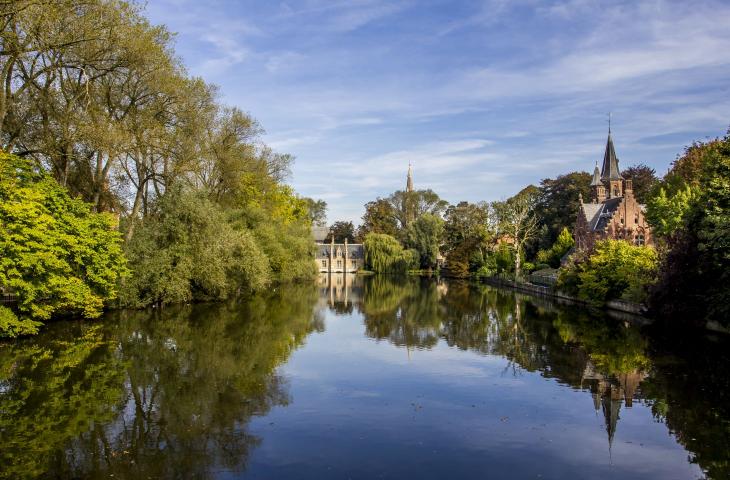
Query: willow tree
[[363, 233, 417, 273]]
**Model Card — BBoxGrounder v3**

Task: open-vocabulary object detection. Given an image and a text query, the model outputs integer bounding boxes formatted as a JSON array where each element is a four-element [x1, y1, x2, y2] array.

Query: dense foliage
[[404, 213, 444, 269], [647, 135, 730, 327], [0, 153, 127, 337], [0, 1, 321, 326], [558, 240, 658, 304], [363, 233, 418, 273], [536, 227, 575, 268]]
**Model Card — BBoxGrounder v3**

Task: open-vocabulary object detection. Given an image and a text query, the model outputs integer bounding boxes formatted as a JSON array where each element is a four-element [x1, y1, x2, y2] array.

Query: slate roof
[[600, 133, 623, 182], [581, 197, 622, 232], [315, 244, 364, 259], [581, 202, 603, 231]]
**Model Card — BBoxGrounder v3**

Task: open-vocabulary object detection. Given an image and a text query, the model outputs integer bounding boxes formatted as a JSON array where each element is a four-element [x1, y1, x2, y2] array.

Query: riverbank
[[478, 274, 652, 324]]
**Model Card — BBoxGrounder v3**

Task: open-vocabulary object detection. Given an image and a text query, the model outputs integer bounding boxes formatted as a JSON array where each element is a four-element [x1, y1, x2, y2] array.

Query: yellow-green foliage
[[558, 239, 658, 304], [0, 153, 127, 337], [363, 233, 418, 273], [536, 227, 574, 268], [120, 186, 271, 307]]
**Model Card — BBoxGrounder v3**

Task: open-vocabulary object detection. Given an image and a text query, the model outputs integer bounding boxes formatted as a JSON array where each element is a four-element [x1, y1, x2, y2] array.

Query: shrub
[[536, 227, 574, 268], [0, 153, 127, 337], [558, 240, 658, 304]]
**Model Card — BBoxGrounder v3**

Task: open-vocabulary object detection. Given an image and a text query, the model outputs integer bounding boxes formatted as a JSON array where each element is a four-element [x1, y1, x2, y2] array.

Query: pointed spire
[[600, 131, 623, 182], [406, 162, 414, 192], [590, 161, 602, 187]]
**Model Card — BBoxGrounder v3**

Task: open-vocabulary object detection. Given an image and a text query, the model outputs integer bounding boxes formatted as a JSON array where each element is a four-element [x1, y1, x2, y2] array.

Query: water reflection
[[1, 277, 728, 479], [317, 274, 728, 478], [0, 284, 321, 479]]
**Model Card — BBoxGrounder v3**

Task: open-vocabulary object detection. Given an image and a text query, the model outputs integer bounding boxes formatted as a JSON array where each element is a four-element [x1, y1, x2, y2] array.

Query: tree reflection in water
[[0, 284, 321, 479], [320, 274, 729, 478]]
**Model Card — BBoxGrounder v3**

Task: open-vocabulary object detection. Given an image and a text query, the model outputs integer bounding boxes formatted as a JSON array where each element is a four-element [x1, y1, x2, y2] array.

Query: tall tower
[[406, 162, 414, 193], [601, 122, 623, 199]]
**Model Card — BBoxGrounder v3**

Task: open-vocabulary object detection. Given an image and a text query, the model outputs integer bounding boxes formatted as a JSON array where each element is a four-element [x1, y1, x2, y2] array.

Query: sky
[[145, 0, 730, 223]]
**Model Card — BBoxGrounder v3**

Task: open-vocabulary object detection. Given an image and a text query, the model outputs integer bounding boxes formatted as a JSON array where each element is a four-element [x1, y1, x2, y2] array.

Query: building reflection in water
[[318, 273, 364, 313], [318, 275, 652, 455]]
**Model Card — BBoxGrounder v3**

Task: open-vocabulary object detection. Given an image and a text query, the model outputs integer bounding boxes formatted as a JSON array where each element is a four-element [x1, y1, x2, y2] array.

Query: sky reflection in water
[[1, 275, 728, 479]]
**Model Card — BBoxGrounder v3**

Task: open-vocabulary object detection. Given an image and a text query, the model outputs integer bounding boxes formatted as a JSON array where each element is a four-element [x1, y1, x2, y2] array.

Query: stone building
[[313, 226, 365, 273], [574, 130, 653, 251]]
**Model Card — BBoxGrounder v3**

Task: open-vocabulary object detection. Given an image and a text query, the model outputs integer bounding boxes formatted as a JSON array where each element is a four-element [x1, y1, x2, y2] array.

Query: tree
[[534, 172, 592, 250], [622, 164, 659, 204], [536, 227, 575, 268], [363, 233, 418, 273], [0, 152, 127, 337], [443, 201, 494, 276], [358, 198, 398, 239], [648, 134, 730, 326], [388, 189, 448, 231], [493, 186, 541, 279], [120, 185, 273, 308], [325, 220, 356, 243], [303, 198, 327, 226], [404, 213, 445, 270], [558, 240, 658, 304]]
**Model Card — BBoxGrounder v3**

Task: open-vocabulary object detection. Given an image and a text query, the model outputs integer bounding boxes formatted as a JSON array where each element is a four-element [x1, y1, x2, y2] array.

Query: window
[[635, 234, 645, 246], [321, 260, 327, 267], [352, 260, 357, 267], [337, 260, 342, 268], [635, 216, 639, 224]]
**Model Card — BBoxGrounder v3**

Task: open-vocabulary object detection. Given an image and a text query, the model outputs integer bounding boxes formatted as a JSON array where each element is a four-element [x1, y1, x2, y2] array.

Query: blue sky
[[145, 0, 730, 223]]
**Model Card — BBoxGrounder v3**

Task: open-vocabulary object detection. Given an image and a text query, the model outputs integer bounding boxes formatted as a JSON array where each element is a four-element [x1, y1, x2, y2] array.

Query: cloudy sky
[[145, 0, 730, 223]]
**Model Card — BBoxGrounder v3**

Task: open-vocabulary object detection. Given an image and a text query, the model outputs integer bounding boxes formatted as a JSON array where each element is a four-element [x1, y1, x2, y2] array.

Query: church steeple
[[600, 132, 622, 182], [600, 121, 623, 198], [406, 162, 414, 193]]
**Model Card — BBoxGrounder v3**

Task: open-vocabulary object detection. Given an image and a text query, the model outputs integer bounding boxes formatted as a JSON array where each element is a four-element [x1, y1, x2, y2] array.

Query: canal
[[1, 275, 728, 479]]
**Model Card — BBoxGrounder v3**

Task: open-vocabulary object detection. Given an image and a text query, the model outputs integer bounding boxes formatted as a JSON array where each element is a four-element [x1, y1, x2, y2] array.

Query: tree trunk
[[91, 151, 104, 211], [125, 179, 145, 242]]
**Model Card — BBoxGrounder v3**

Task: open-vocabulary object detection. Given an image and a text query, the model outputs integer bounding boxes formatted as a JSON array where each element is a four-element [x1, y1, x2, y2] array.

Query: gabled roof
[[593, 197, 622, 231], [600, 133, 623, 182], [581, 202, 603, 231]]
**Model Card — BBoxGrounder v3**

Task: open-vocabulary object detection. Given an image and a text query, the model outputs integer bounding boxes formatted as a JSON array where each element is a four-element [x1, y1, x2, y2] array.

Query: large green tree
[[405, 213, 445, 270], [622, 164, 659, 204], [0, 153, 127, 337], [647, 135, 730, 326], [358, 198, 399, 239], [534, 171, 591, 251]]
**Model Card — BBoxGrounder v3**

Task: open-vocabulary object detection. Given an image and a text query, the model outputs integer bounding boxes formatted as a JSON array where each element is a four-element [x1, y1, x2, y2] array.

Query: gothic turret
[[590, 162, 606, 203]]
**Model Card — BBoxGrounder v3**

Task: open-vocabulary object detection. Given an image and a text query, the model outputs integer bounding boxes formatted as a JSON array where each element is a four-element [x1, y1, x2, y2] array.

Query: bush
[[558, 240, 658, 304], [0, 153, 127, 337], [536, 227, 574, 268]]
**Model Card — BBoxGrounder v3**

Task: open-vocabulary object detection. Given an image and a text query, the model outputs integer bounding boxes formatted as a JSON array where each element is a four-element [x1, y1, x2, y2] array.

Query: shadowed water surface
[[1, 275, 728, 479]]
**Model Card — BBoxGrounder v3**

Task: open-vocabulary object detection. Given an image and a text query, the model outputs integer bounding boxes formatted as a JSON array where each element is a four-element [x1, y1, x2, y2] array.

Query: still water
[[1, 275, 729, 479]]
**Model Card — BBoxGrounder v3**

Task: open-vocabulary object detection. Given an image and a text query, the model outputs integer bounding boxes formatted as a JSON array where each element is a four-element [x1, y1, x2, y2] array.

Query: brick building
[[574, 130, 653, 251]]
